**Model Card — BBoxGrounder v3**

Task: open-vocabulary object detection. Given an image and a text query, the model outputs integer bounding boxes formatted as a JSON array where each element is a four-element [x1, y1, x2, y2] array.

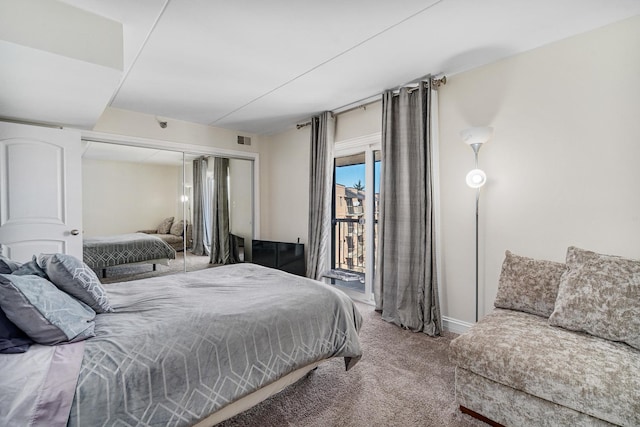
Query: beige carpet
[[218, 301, 486, 427]]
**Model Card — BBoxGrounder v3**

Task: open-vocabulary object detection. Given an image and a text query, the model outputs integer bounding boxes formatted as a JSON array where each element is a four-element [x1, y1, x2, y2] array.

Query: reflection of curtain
[[375, 80, 442, 336], [191, 157, 208, 256], [202, 176, 213, 254], [307, 111, 335, 279], [209, 157, 232, 264]]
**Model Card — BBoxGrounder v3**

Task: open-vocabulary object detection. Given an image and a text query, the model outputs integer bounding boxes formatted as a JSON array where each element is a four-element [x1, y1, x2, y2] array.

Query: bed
[[0, 263, 363, 426], [83, 232, 177, 277]]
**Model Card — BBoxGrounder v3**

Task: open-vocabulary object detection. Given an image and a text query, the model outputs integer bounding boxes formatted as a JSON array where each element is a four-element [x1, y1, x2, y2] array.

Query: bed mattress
[[0, 263, 362, 426]]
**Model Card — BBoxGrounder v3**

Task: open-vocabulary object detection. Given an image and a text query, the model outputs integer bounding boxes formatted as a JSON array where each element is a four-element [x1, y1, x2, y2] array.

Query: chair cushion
[[494, 250, 566, 318], [155, 234, 183, 245], [169, 219, 184, 237], [157, 217, 174, 234], [450, 309, 640, 426], [549, 246, 640, 350]]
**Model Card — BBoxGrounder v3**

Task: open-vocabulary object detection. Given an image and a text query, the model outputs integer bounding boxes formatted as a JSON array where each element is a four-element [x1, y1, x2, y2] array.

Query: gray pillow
[[0, 255, 21, 274], [549, 247, 640, 350], [494, 250, 567, 318], [40, 253, 114, 313], [169, 219, 184, 237], [0, 274, 95, 345], [0, 307, 33, 353], [12, 255, 48, 278], [157, 216, 174, 234]]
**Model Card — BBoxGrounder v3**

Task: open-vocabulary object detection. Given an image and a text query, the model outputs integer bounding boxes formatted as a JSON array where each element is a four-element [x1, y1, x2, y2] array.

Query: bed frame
[[194, 361, 322, 426]]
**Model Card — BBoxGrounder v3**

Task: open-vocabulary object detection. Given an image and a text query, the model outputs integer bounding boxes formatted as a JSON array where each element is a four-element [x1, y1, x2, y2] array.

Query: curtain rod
[[296, 75, 446, 129]]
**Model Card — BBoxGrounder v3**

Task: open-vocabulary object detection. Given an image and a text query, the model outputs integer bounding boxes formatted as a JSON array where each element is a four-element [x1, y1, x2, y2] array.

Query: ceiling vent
[[237, 136, 251, 146]]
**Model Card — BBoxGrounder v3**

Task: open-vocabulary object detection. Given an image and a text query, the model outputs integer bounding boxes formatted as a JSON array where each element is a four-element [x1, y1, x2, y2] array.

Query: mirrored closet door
[[82, 141, 191, 283], [82, 140, 255, 282], [183, 155, 254, 273]]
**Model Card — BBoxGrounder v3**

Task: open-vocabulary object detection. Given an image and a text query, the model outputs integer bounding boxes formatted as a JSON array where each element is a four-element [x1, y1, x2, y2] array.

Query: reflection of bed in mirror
[[83, 233, 176, 278]]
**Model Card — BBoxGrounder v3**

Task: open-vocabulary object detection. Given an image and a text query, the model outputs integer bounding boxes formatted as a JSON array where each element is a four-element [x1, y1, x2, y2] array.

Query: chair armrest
[[137, 229, 158, 234]]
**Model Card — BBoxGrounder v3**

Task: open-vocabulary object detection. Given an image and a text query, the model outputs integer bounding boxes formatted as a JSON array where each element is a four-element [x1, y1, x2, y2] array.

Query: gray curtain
[[374, 80, 442, 336], [191, 156, 208, 256], [209, 157, 233, 264], [306, 112, 335, 280]]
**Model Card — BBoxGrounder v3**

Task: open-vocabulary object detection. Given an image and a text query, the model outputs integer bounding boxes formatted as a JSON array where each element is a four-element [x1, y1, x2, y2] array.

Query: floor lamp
[[461, 126, 493, 322]]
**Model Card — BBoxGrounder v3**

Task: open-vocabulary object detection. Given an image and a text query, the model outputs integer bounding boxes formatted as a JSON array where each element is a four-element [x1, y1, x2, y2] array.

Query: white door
[[0, 122, 83, 262]]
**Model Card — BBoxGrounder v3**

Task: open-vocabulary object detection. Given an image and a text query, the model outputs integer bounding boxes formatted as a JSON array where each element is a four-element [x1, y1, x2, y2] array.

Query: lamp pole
[[475, 187, 480, 323], [470, 143, 481, 323], [461, 126, 492, 323]]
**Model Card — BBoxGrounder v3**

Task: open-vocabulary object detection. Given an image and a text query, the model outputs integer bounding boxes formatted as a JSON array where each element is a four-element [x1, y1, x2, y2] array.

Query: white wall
[[259, 127, 310, 245], [260, 15, 640, 326], [439, 15, 640, 323], [94, 107, 261, 154], [229, 158, 254, 258], [82, 158, 181, 236], [335, 102, 382, 142]]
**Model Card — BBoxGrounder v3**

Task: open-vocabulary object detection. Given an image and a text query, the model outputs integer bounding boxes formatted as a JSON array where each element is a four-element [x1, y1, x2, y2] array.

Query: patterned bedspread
[[83, 233, 176, 270], [67, 263, 362, 426]]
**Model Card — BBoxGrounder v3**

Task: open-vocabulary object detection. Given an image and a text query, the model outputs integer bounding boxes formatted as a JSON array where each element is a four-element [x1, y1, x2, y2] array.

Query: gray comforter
[[66, 263, 362, 426], [83, 233, 176, 271]]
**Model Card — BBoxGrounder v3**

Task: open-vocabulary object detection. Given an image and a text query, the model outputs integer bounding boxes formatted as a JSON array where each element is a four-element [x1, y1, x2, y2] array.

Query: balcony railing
[[333, 217, 377, 274]]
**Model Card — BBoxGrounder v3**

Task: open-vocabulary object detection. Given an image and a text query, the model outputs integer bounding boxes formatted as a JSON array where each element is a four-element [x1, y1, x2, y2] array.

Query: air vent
[[237, 136, 251, 146]]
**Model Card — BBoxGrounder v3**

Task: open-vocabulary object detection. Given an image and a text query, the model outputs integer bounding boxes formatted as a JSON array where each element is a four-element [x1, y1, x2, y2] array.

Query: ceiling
[[5, 0, 640, 135]]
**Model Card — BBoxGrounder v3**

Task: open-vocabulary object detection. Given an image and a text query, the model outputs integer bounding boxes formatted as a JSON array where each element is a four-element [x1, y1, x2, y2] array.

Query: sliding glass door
[[331, 143, 381, 302]]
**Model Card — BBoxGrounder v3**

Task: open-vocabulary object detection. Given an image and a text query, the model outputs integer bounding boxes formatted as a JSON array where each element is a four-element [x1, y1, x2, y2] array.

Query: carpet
[[217, 301, 485, 427]]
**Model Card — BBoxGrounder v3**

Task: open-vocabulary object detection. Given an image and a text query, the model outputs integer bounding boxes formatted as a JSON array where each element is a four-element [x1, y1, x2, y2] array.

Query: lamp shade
[[461, 126, 494, 145], [466, 169, 487, 188]]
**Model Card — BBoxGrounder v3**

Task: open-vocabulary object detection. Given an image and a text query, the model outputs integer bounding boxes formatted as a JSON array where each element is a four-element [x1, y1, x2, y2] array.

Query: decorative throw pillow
[[0, 255, 21, 274], [157, 216, 174, 234], [549, 247, 640, 350], [169, 219, 184, 237], [0, 307, 33, 353], [12, 255, 48, 278], [494, 250, 567, 318], [0, 274, 95, 345], [40, 253, 114, 313]]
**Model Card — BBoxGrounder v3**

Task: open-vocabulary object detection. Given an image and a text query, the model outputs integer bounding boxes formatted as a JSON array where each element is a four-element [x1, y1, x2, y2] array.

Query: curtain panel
[[306, 112, 335, 280], [191, 156, 208, 256], [209, 157, 233, 264], [375, 80, 442, 336]]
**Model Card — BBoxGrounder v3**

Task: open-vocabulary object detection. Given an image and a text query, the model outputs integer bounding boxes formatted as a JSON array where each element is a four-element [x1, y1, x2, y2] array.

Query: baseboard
[[443, 316, 473, 335]]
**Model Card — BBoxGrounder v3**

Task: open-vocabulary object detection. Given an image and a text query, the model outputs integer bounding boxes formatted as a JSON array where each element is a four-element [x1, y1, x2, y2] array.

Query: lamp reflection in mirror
[[461, 126, 493, 323]]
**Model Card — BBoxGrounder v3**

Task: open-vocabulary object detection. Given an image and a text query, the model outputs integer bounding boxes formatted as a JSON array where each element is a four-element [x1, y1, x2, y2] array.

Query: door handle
[[70, 229, 80, 236]]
